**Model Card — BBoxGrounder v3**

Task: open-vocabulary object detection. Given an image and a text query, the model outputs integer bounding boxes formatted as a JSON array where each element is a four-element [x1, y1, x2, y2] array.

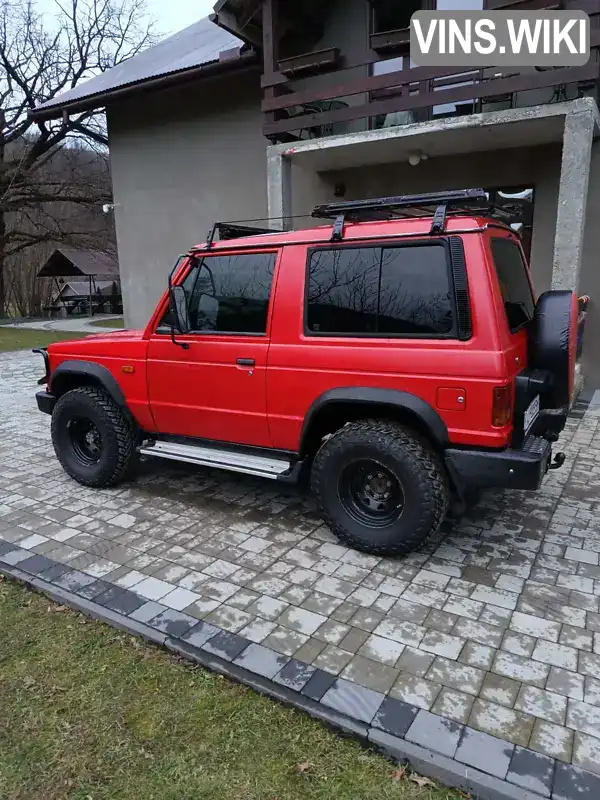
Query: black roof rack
[[312, 189, 520, 239], [204, 221, 283, 249], [196, 189, 528, 250]]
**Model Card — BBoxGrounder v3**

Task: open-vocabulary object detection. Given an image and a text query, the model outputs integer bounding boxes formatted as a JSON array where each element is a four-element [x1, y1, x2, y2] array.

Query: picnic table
[[45, 293, 123, 317]]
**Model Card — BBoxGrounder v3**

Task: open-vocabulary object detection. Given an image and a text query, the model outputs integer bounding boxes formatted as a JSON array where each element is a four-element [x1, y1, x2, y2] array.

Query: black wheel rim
[[338, 459, 404, 528], [68, 417, 103, 466]]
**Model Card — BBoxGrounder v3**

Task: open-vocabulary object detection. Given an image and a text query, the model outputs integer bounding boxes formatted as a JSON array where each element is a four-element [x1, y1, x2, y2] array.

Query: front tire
[[51, 386, 137, 488], [311, 420, 449, 557]]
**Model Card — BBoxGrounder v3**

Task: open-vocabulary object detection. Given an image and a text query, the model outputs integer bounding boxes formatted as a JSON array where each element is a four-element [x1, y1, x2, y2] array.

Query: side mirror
[[169, 285, 190, 334]]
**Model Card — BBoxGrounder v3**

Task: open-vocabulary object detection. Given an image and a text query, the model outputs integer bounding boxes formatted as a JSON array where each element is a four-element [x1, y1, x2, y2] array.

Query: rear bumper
[[36, 390, 56, 415], [445, 436, 553, 491]]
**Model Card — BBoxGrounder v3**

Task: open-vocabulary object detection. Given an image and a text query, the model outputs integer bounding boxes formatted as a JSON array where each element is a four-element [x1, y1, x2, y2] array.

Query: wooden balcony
[[260, 0, 600, 143]]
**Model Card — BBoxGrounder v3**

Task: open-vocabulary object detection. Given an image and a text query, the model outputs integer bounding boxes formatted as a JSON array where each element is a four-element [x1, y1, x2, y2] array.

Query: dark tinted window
[[307, 248, 380, 334], [306, 244, 454, 337], [378, 246, 453, 335], [373, 0, 421, 32], [490, 238, 534, 333], [164, 252, 276, 334]]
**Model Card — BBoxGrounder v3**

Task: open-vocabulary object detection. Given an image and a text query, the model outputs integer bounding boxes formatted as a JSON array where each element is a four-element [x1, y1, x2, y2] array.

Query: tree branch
[[0, 0, 157, 315]]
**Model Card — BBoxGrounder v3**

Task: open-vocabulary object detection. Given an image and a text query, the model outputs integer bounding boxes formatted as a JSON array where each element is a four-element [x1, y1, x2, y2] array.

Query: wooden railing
[[261, 0, 600, 142]]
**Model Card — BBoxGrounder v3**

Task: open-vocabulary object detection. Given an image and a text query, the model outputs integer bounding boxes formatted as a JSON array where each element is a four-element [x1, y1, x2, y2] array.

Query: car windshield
[[490, 237, 535, 333]]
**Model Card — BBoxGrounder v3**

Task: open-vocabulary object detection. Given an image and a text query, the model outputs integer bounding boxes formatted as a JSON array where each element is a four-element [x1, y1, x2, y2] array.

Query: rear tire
[[311, 420, 449, 556], [51, 386, 137, 488]]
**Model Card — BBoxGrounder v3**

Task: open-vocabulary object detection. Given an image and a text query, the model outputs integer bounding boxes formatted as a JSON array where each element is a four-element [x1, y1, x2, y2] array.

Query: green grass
[[0, 328, 90, 352], [0, 579, 462, 800], [89, 317, 125, 328]]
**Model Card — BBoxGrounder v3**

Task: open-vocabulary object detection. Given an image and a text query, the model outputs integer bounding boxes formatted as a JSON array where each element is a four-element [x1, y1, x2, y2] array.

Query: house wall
[[107, 69, 267, 329]]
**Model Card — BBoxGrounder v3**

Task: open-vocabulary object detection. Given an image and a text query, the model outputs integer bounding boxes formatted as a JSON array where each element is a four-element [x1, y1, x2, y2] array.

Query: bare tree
[[0, 0, 155, 315]]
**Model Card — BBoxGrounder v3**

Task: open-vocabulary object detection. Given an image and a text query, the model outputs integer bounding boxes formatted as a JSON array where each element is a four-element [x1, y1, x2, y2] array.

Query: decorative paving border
[[2, 538, 599, 800]]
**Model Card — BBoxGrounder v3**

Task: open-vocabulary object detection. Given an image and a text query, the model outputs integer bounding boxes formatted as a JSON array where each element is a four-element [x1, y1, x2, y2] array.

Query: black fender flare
[[50, 360, 127, 409], [300, 387, 449, 453]]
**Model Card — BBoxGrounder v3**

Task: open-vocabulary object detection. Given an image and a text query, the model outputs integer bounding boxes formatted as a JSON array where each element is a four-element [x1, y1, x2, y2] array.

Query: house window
[[306, 244, 454, 337], [371, 0, 422, 76], [489, 187, 534, 262], [432, 0, 485, 117], [436, 0, 485, 8], [372, 0, 422, 34], [163, 253, 277, 335]]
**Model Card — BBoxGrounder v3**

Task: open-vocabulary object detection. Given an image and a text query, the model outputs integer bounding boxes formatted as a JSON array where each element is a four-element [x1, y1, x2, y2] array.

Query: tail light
[[492, 385, 512, 427]]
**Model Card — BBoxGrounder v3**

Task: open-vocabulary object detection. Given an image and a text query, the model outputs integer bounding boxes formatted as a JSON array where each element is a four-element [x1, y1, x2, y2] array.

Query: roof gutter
[[29, 48, 259, 122]]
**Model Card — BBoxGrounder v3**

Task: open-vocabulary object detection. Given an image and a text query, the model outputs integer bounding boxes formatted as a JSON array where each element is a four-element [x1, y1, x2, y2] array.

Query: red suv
[[34, 190, 577, 556]]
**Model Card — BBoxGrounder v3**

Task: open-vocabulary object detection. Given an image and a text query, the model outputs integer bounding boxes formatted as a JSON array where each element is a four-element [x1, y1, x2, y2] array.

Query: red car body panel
[[46, 331, 154, 431], [45, 215, 532, 453]]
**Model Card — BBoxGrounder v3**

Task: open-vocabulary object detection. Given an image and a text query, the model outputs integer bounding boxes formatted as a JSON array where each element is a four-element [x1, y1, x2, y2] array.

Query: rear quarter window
[[490, 237, 535, 333], [306, 242, 455, 338]]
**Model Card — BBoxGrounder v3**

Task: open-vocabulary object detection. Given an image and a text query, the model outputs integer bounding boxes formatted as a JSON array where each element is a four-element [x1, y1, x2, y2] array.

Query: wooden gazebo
[[37, 246, 121, 317]]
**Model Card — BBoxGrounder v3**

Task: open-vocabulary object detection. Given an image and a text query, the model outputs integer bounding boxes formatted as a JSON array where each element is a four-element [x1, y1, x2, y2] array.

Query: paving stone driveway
[[2, 350, 600, 779]]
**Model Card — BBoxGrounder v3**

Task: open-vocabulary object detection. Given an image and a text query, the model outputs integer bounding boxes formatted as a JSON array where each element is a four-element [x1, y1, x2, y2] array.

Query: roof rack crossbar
[[313, 189, 488, 220]]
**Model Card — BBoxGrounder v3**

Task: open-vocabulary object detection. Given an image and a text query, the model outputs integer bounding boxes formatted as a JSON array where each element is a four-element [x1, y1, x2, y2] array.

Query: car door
[[146, 249, 279, 448]]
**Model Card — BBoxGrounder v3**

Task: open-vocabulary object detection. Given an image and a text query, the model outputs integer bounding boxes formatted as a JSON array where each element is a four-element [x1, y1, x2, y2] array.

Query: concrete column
[[552, 108, 596, 291], [267, 150, 292, 230]]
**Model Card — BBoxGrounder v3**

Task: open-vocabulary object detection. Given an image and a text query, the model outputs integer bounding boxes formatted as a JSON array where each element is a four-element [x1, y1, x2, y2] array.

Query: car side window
[[490, 237, 535, 333], [378, 246, 454, 335], [306, 247, 380, 334], [159, 252, 277, 335], [306, 243, 455, 337]]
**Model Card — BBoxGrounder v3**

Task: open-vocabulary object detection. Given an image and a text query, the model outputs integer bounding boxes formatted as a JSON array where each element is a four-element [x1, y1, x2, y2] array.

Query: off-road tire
[[311, 420, 449, 556], [51, 386, 137, 488]]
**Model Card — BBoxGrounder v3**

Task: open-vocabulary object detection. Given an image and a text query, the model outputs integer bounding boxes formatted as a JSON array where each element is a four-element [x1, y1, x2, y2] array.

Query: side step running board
[[139, 440, 293, 480]]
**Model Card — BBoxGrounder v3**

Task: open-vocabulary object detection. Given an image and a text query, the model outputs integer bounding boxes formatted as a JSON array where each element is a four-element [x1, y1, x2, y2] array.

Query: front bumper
[[36, 390, 56, 415], [445, 435, 554, 492]]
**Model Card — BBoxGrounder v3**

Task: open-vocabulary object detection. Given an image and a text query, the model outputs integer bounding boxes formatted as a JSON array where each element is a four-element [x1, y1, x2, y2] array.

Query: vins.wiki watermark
[[410, 10, 590, 67]]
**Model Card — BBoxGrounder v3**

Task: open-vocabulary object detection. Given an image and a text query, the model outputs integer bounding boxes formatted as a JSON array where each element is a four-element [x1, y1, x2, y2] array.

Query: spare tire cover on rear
[[529, 290, 578, 408]]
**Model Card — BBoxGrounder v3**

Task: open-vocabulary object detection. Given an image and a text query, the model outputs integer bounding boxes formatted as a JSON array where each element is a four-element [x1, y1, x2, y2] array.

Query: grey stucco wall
[[581, 142, 600, 388], [107, 70, 267, 329]]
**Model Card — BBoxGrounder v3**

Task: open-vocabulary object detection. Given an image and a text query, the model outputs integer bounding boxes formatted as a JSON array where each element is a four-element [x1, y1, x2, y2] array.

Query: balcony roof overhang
[[267, 98, 600, 174]]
